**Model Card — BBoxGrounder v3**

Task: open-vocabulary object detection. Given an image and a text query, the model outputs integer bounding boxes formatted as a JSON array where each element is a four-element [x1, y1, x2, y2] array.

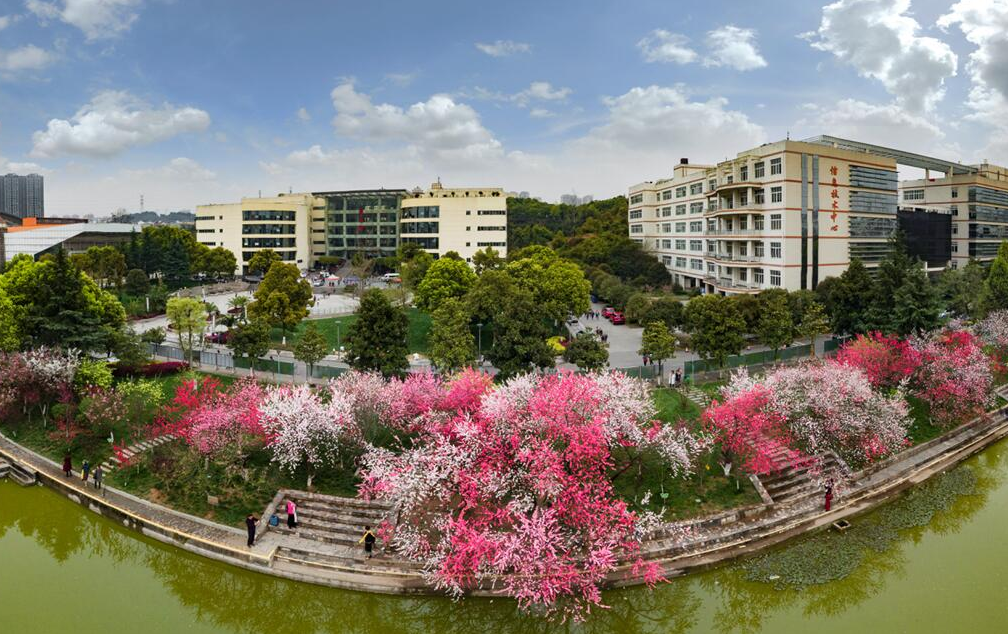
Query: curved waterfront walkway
[[3, 400, 1008, 597]]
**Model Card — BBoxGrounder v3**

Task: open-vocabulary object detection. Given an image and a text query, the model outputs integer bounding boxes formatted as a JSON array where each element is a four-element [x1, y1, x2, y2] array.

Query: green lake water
[[4, 442, 1008, 633]]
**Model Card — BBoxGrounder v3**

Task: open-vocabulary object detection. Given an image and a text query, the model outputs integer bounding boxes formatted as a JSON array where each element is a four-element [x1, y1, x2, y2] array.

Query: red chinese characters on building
[[828, 165, 839, 231]]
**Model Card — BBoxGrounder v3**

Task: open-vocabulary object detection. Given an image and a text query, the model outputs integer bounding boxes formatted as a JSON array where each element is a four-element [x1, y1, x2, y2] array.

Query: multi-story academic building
[[195, 182, 507, 274], [629, 138, 900, 294], [195, 193, 313, 275], [900, 162, 1008, 270], [400, 181, 508, 262], [628, 136, 983, 294], [0, 173, 44, 219]]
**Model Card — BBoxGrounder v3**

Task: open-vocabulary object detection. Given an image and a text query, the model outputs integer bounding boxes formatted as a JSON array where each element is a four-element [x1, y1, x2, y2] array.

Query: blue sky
[[1, 0, 1006, 215]]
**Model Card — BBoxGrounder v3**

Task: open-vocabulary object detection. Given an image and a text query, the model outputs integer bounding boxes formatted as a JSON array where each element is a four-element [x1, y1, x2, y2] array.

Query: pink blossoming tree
[[834, 332, 921, 390], [913, 330, 992, 428]]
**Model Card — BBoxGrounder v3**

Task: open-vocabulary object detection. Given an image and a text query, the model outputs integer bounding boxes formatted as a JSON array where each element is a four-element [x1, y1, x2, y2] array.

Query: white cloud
[[637, 30, 698, 64], [0, 155, 48, 174], [329, 81, 502, 162], [574, 85, 766, 158], [384, 72, 416, 86], [513, 81, 571, 106], [474, 40, 531, 57], [796, 99, 950, 155], [0, 14, 22, 30], [0, 44, 55, 72], [31, 90, 211, 158], [806, 0, 957, 112], [26, 0, 141, 41], [704, 25, 767, 71], [529, 108, 555, 118], [296, 107, 310, 122], [125, 157, 216, 181]]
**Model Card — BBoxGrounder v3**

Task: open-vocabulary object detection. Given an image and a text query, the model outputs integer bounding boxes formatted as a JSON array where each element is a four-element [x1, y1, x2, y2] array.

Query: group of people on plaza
[[61, 454, 103, 491]]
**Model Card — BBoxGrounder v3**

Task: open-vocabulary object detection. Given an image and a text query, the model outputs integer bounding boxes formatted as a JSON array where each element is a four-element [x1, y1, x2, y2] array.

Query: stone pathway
[[99, 434, 178, 474], [684, 386, 710, 409]]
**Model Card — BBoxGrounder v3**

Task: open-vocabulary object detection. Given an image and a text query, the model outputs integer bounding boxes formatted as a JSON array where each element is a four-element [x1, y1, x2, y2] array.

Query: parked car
[[610, 312, 625, 325], [602, 307, 615, 319], [382, 272, 401, 282]]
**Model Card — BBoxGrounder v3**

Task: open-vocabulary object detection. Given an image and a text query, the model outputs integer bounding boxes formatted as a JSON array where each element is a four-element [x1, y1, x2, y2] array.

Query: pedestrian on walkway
[[93, 465, 103, 490], [824, 479, 834, 512], [81, 459, 90, 484], [246, 514, 258, 547], [359, 525, 377, 559], [62, 454, 72, 478], [676, 368, 683, 387], [286, 499, 298, 529]]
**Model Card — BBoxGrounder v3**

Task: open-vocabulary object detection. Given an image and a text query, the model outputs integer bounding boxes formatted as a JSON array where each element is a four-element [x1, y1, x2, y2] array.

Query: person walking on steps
[[824, 479, 834, 512], [81, 459, 90, 484], [62, 454, 72, 478], [93, 464, 103, 491], [246, 514, 258, 547], [359, 526, 377, 559], [286, 499, 298, 529]]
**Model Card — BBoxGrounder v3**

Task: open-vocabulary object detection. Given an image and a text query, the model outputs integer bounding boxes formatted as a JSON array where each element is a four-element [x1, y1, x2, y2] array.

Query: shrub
[[113, 361, 189, 377]]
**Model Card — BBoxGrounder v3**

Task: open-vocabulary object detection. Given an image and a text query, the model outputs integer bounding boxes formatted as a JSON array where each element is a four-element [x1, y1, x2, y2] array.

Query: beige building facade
[[195, 193, 313, 275], [400, 182, 508, 261], [629, 139, 900, 294]]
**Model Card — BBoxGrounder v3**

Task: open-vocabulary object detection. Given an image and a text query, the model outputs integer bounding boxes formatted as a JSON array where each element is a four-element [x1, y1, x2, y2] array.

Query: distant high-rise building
[[581, 195, 593, 204], [0, 173, 44, 218], [560, 194, 579, 205], [518, 191, 530, 199]]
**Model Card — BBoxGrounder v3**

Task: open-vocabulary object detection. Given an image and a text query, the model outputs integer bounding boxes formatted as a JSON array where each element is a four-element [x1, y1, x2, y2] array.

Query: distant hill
[[111, 211, 195, 224]]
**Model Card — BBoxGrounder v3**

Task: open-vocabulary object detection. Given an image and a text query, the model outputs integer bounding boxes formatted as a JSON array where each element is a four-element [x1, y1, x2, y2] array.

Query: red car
[[601, 307, 615, 319], [610, 312, 625, 325]]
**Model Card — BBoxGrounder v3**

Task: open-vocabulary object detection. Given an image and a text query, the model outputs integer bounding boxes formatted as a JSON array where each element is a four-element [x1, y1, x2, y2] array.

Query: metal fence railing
[[682, 337, 848, 380]]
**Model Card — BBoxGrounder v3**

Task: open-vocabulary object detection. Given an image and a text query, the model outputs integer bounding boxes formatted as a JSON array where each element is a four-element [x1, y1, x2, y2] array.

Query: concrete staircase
[[0, 458, 36, 486], [99, 434, 178, 473], [271, 493, 395, 548]]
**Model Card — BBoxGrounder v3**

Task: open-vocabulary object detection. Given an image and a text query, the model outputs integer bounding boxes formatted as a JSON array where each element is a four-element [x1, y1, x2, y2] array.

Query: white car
[[382, 272, 400, 281]]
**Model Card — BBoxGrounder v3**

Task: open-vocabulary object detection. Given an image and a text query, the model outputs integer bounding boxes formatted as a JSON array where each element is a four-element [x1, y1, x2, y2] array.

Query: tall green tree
[[829, 258, 875, 335], [486, 286, 555, 379], [939, 259, 986, 318], [293, 321, 329, 379], [345, 288, 409, 377], [227, 319, 271, 377], [562, 331, 609, 371], [401, 250, 434, 290], [124, 268, 150, 295], [200, 247, 238, 279], [472, 246, 504, 275], [684, 294, 746, 370], [505, 247, 590, 323], [796, 300, 830, 358], [640, 295, 684, 331], [427, 297, 476, 373], [166, 297, 207, 365], [248, 261, 314, 341], [984, 240, 1008, 313], [756, 289, 793, 358], [0, 286, 20, 351], [247, 249, 282, 276], [892, 266, 943, 335], [623, 293, 652, 325], [415, 258, 478, 314], [638, 321, 677, 382]]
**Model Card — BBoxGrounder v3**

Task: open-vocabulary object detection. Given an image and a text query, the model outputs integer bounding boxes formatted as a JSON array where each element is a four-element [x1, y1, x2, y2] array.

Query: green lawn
[[654, 388, 702, 422], [271, 308, 433, 354]]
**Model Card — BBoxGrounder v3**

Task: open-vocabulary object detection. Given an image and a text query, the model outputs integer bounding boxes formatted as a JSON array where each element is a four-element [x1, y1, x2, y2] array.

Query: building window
[[754, 162, 765, 178], [755, 189, 765, 205], [770, 158, 782, 175], [740, 166, 748, 181], [661, 190, 672, 201], [675, 222, 687, 233], [629, 209, 643, 219], [754, 215, 765, 231], [662, 223, 672, 233], [770, 214, 782, 230], [630, 224, 643, 234], [690, 258, 703, 271], [739, 269, 748, 282], [690, 202, 703, 214], [770, 270, 781, 286], [690, 239, 702, 251], [754, 269, 765, 284], [662, 239, 672, 249], [630, 194, 643, 204], [903, 189, 925, 201], [690, 183, 703, 195], [754, 241, 765, 257], [951, 187, 959, 199], [951, 205, 958, 216], [770, 242, 781, 258], [661, 206, 672, 217], [689, 221, 703, 232], [770, 186, 783, 203], [709, 179, 717, 191], [952, 243, 958, 253], [676, 186, 687, 198], [676, 257, 687, 268], [675, 239, 686, 250], [738, 217, 748, 230], [676, 204, 687, 216]]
